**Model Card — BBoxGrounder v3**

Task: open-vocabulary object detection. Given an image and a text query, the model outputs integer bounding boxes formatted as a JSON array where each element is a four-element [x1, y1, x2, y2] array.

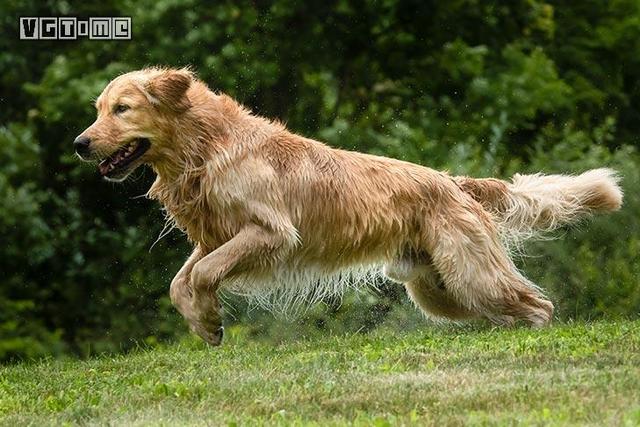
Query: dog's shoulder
[[259, 131, 316, 175]]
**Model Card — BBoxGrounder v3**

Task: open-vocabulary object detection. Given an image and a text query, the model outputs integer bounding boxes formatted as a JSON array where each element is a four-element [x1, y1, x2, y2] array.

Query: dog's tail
[[455, 168, 623, 245]]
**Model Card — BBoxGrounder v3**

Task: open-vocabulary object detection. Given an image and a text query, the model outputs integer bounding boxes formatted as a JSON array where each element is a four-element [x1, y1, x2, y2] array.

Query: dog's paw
[[191, 323, 224, 346], [207, 326, 224, 346]]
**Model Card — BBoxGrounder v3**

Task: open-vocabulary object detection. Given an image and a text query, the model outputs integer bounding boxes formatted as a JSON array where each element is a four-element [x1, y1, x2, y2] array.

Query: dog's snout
[[73, 135, 91, 156]]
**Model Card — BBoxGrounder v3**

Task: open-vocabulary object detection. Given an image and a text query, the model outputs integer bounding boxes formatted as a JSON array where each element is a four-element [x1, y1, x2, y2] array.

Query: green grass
[[1, 321, 640, 426]]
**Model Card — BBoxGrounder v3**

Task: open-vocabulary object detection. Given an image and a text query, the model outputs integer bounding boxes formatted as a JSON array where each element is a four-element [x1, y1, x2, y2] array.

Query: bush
[[1, 0, 638, 360]]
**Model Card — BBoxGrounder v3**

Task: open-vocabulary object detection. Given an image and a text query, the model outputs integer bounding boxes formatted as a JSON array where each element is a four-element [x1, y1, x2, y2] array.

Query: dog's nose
[[73, 135, 91, 156]]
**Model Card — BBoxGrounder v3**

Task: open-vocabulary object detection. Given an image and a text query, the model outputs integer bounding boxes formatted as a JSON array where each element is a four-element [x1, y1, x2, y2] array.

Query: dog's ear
[[146, 68, 193, 111]]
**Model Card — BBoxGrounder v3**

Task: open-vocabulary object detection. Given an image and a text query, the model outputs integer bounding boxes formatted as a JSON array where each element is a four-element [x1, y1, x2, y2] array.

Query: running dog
[[75, 67, 623, 345]]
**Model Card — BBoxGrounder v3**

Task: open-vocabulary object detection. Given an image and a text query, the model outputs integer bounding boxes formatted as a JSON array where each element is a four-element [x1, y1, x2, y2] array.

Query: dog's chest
[[150, 177, 243, 250], [176, 202, 239, 249]]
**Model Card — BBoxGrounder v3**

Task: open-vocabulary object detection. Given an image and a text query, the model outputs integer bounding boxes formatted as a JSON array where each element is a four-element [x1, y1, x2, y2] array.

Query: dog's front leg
[[189, 222, 294, 346], [169, 245, 204, 324]]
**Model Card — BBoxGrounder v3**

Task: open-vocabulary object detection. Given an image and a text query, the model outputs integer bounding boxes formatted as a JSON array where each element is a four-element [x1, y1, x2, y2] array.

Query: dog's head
[[75, 67, 193, 181]]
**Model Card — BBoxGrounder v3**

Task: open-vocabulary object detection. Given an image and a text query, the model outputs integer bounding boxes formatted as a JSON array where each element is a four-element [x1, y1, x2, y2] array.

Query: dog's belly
[[218, 222, 411, 310], [222, 254, 383, 310]]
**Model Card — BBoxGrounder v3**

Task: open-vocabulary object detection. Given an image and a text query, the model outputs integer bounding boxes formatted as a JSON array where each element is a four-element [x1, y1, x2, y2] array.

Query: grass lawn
[[1, 320, 639, 426]]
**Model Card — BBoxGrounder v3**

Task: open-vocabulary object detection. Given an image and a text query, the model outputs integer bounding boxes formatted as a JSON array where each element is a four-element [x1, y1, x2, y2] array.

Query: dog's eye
[[114, 104, 130, 114]]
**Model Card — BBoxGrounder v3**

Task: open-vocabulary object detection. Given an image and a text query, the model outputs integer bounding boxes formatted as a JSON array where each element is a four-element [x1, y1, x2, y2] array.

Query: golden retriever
[[76, 67, 623, 345]]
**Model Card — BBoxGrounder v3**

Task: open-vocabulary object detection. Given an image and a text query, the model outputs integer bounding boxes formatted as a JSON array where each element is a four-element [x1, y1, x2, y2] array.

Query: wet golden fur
[[78, 67, 623, 345]]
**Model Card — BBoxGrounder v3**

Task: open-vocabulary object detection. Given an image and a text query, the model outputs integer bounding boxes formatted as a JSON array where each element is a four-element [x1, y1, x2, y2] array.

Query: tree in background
[[0, 0, 638, 360]]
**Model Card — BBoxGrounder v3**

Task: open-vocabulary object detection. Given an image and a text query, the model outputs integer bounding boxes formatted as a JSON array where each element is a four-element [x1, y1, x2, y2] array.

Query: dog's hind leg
[[384, 257, 475, 320], [422, 196, 554, 327], [406, 276, 477, 321]]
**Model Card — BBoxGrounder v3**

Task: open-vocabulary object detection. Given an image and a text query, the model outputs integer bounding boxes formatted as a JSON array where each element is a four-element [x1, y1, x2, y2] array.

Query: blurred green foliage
[[0, 0, 638, 361]]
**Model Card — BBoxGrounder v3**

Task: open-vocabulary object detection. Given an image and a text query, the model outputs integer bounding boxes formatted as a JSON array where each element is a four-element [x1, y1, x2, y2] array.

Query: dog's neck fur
[[146, 86, 283, 247]]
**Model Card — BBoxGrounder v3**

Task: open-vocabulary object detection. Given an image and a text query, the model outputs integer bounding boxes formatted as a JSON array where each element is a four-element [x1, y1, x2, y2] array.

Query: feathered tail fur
[[456, 168, 623, 246]]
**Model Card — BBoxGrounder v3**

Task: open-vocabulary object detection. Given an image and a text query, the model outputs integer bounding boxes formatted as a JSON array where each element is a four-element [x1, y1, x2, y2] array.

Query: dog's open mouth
[[98, 138, 150, 178]]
